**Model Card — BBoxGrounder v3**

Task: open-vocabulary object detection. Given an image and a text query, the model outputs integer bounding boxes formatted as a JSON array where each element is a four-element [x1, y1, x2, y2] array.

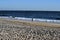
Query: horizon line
[[0, 10, 59, 11]]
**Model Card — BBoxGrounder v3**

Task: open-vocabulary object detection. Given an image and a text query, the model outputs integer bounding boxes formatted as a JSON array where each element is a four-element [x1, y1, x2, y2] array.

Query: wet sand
[[0, 18, 60, 40]]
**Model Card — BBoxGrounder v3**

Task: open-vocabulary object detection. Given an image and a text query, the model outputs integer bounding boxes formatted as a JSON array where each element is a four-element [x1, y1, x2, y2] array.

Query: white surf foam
[[33, 18, 60, 23], [15, 17, 60, 23], [0, 16, 9, 18], [15, 17, 32, 21], [0, 16, 60, 23]]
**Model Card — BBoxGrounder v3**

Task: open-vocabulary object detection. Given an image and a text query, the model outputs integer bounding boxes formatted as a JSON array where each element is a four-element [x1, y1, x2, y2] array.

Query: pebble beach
[[0, 18, 60, 40]]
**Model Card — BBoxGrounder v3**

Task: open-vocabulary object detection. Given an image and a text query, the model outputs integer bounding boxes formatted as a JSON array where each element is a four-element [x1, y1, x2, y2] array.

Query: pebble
[[0, 23, 60, 40]]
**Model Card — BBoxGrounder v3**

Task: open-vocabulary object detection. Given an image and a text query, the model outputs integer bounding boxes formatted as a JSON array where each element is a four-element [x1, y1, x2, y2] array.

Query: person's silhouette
[[32, 18, 33, 21]]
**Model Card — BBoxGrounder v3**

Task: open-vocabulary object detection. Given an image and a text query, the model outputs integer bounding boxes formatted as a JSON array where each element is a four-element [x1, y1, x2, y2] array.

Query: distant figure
[[32, 18, 33, 21]]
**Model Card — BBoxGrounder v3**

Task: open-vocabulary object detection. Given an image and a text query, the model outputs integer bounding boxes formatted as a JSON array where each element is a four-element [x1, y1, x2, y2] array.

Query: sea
[[0, 11, 60, 20]]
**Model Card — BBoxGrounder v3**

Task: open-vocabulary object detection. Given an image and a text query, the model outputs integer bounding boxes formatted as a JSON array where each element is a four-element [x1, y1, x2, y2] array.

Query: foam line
[[0, 16, 60, 23]]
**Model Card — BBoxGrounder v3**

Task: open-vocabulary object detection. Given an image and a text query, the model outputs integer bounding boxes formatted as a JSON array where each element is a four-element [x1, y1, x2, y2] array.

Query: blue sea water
[[0, 11, 60, 20]]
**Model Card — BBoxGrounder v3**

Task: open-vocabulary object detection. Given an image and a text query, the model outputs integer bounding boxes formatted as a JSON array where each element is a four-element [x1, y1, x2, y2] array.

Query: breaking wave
[[0, 16, 60, 23]]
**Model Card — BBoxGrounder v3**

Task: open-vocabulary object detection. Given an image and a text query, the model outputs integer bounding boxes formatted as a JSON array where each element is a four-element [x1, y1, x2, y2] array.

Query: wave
[[0, 16, 60, 23], [0, 16, 9, 18], [15, 17, 60, 23]]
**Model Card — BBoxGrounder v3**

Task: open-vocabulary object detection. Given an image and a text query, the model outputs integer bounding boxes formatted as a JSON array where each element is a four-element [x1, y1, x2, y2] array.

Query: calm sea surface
[[0, 11, 60, 20]]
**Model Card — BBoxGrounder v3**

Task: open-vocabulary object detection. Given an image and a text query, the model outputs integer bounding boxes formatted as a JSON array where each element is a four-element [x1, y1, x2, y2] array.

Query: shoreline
[[0, 18, 60, 28], [0, 18, 60, 40], [0, 16, 60, 23]]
